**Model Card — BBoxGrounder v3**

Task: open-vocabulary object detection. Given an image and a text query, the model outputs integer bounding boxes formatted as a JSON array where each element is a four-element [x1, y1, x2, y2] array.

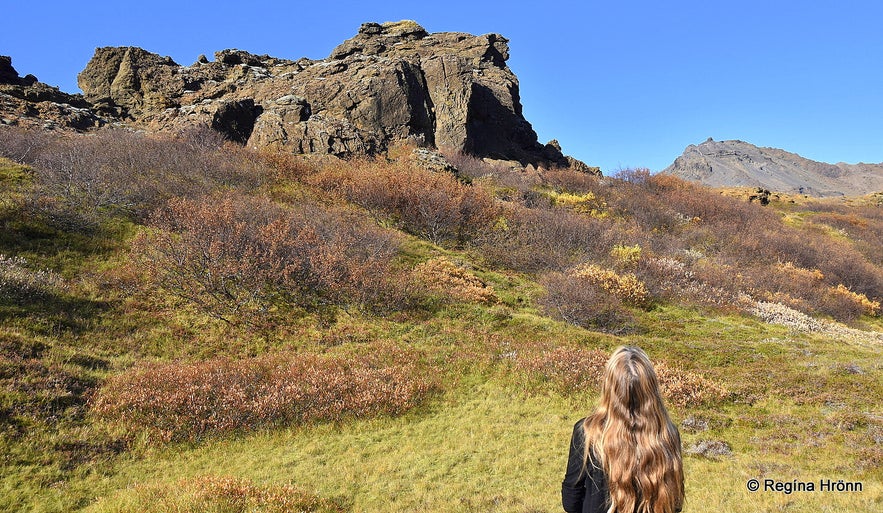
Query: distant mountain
[[663, 138, 883, 197]]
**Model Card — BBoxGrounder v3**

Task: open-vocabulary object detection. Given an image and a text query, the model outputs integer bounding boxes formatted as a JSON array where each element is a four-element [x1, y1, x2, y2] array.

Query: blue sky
[[4, 1, 882, 172]]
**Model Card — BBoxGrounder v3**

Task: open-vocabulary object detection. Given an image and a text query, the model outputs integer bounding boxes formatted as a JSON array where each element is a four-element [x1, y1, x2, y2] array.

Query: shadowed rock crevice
[[211, 99, 262, 144]]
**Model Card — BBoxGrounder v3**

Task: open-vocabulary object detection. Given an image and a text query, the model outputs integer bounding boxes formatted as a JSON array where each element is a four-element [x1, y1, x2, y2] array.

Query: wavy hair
[[583, 346, 684, 513]]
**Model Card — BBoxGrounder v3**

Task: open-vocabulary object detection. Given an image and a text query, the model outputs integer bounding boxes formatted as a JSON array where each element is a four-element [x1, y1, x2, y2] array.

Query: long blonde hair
[[583, 346, 684, 513]]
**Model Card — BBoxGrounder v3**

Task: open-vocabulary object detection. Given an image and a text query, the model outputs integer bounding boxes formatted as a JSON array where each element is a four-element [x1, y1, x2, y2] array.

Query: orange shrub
[[411, 257, 497, 304], [514, 347, 726, 407], [654, 362, 728, 407], [307, 159, 498, 246], [828, 284, 880, 317], [91, 350, 436, 442], [514, 347, 608, 392]]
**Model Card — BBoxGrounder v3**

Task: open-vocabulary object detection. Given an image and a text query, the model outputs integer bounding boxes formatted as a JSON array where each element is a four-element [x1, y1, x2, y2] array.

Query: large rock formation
[[75, 20, 585, 168], [663, 138, 883, 197], [0, 56, 103, 130]]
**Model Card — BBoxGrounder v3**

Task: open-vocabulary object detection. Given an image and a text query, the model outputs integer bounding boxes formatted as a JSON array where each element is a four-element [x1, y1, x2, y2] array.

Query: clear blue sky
[[4, 1, 882, 172]]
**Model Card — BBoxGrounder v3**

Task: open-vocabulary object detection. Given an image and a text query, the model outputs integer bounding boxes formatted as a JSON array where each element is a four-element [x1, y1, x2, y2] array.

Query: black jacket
[[561, 419, 683, 513], [562, 418, 610, 513]]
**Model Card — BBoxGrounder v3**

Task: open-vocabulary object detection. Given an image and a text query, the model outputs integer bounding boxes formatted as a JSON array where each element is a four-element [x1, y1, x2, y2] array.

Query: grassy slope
[[1, 156, 881, 512]]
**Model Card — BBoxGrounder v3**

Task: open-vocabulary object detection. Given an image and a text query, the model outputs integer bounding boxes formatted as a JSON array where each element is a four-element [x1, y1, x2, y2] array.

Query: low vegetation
[[0, 126, 880, 512]]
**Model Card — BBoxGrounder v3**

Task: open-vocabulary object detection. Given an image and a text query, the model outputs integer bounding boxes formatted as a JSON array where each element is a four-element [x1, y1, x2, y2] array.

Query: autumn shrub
[[411, 256, 497, 304], [478, 205, 613, 272], [653, 362, 728, 407], [308, 159, 498, 246], [637, 256, 738, 306], [18, 129, 265, 229], [90, 350, 436, 443], [99, 476, 347, 512], [609, 244, 642, 269], [514, 347, 608, 392], [806, 205, 883, 266], [0, 126, 51, 164], [133, 192, 402, 326], [547, 190, 608, 217], [439, 150, 505, 180], [438, 149, 541, 194], [0, 254, 64, 301], [829, 283, 880, 317], [542, 166, 603, 195], [571, 263, 650, 307], [513, 347, 726, 407], [537, 271, 634, 332], [257, 148, 318, 181]]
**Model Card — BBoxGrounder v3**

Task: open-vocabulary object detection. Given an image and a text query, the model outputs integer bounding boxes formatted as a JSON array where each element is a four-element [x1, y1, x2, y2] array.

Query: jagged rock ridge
[[663, 138, 883, 197], [0, 56, 104, 130], [70, 20, 588, 169]]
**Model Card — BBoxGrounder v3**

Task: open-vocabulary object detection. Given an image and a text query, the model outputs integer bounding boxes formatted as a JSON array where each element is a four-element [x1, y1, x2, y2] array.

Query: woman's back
[[561, 346, 684, 513]]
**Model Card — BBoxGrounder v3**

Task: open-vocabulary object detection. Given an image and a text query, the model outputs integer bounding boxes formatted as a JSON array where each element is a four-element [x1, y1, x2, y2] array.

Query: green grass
[[29, 368, 880, 513], [1, 152, 881, 512], [3, 299, 880, 512]]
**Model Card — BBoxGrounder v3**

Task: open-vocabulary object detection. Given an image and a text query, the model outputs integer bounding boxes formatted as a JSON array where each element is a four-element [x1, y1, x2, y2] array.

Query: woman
[[562, 346, 684, 513]]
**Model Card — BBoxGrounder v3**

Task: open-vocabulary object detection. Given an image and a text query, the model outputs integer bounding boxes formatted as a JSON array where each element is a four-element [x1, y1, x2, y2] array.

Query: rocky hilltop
[[8, 19, 580, 170], [663, 138, 883, 197], [0, 56, 104, 130]]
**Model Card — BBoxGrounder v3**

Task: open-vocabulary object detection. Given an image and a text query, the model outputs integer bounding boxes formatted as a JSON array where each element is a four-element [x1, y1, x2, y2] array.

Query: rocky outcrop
[[75, 20, 590, 169], [77, 46, 183, 118], [663, 138, 883, 197], [0, 56, 103, 130]]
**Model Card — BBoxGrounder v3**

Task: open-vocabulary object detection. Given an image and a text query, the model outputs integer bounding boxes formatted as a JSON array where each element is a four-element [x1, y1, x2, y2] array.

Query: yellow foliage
[[830, 284, 881, 316], [548, 190, 607, 218], [777, 261, 824, 281], [570, 263, 649, 307], [412, 257, 497, 304], [610, 244, 642, 267]]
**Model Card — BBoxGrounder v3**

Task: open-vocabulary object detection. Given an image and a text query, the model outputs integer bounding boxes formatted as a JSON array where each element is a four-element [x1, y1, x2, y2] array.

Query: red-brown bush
[[90, 350, 436, 442], [513, 347, 608, 392], [478, 205, 614, 272], [513, 347, 726, 407], [537, 271, 634, 332], [307, 159, 499, 246], [134, 192, 403, 325]]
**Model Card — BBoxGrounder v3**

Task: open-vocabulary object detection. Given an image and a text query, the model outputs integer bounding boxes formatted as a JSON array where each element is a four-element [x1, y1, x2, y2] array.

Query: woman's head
[[600, 346, 666, 430], [584, 346, 684, 513]]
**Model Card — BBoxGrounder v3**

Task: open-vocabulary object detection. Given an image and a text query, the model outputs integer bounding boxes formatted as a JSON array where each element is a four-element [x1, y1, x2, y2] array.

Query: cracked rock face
[[75, 20, 581, 167], [0, 55, 103, 131]]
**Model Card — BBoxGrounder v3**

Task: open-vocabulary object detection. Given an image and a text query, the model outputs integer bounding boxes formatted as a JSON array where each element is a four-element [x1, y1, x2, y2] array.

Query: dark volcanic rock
[[0, 55, 103, 130], [77, 46, 183, 118], [75, 20, 590, 169]]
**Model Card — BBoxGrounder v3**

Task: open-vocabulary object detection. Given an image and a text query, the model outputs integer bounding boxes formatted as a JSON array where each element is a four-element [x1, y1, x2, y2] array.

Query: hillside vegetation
[[0, 126, 881, 512]]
